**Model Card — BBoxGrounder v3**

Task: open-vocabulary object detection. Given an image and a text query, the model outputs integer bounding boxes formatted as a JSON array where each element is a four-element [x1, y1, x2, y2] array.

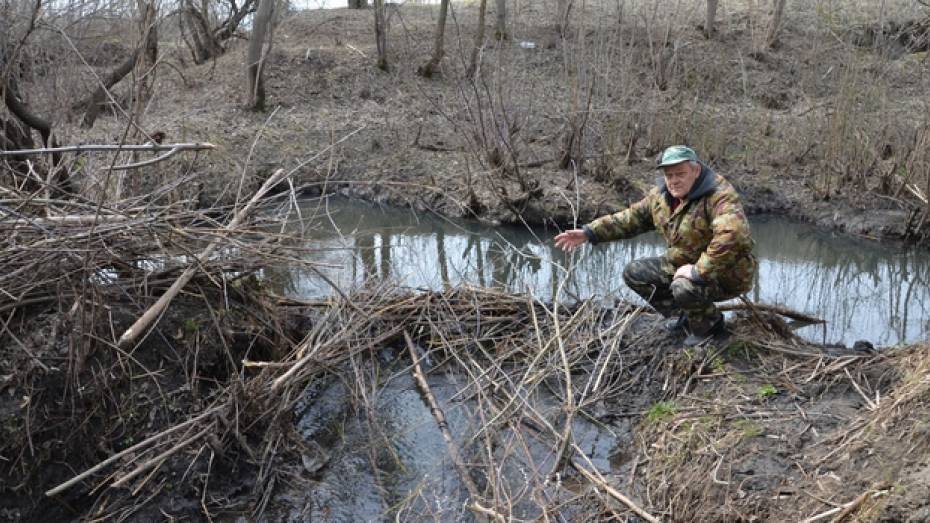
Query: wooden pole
[[0, 142, 215, 157], [403, 330, 484, 502]]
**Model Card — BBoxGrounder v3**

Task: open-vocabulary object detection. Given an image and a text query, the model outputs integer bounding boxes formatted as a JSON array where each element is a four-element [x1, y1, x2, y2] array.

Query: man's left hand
[[674, 264, 695, 281]]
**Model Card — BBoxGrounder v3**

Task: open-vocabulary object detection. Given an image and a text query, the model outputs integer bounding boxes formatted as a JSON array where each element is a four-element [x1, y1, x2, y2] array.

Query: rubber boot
[[683, 315, 728, 347], [664, 314, 688, 335]]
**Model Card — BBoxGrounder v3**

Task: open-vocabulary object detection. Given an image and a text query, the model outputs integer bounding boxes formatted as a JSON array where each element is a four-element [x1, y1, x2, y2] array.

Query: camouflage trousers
[[622, 257, 736, 335]]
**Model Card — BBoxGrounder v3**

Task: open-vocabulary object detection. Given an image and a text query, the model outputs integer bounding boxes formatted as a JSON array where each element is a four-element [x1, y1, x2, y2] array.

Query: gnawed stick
[[570, 444, 662, 523], [799, 488, 886, 523], [0, 214, 131, 226], [720, 300, 825, 324], [468, 501, 507, 522], [403, 331, 483, 504], [116, 168, 287, 349], [515, 414, 661, 523], [111, 424, 215, 488], [45, 406, 222, 496]]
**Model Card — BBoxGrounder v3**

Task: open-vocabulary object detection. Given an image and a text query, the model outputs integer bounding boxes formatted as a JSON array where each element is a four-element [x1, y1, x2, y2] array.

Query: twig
[[111, 147, 181, 170], [844, 368, 878, 410], [0, 142, 215, 157], [403, 330, 483, 503], [799, 489, 885, 523], [111, 424, 215, 488], [45, 406, 222, 496], [570, 444, 662, 523], [720, 299, 825, 324]]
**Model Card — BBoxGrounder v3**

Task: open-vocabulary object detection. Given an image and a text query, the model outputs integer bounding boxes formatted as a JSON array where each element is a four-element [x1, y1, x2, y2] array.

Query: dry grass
[[7, 0, 921, 233]]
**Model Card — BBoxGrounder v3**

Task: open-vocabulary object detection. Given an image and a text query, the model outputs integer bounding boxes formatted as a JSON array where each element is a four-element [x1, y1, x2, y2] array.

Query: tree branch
[[0, 142, 215, 157]]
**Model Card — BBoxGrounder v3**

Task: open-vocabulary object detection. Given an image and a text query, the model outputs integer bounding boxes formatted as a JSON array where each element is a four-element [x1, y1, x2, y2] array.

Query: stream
[[264, 197, 930, 521], [268, 197, 930, 347]]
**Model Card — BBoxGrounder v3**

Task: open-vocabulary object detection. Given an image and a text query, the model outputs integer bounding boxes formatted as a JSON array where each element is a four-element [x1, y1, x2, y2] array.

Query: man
[[554, 145, 757, 346]]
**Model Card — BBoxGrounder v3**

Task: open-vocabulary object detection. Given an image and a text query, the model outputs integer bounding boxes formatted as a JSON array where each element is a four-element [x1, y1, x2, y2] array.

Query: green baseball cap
[[656, 145, 698, 168]]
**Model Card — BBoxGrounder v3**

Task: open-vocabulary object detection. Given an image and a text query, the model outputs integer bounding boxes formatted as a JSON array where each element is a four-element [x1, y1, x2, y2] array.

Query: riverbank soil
[[0, 279, 305, 521], [52, 0, 930, 243], [5, 283, 928, 521]]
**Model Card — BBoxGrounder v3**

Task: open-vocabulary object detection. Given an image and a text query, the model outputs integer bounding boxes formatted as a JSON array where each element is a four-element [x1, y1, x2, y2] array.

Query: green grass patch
[[757, 384, 778, 399], [646, 401, 677, 423], [734, 419, 763, 439]]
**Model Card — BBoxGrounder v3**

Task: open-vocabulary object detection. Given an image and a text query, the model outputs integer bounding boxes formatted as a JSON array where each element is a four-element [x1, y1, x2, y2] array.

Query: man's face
[[662, 161, 701, 199]]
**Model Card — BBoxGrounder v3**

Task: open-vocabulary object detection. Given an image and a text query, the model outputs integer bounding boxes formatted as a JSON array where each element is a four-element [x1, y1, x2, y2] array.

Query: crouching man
[[554, 145, 757, 346]]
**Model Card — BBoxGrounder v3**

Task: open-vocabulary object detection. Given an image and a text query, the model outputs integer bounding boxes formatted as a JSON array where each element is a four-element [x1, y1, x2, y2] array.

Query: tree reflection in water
[[265, 199, 930, 346]]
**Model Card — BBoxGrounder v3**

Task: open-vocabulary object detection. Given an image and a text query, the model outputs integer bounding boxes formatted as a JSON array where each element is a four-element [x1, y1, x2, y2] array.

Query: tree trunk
[[214, 0, 256, 41], [494, 0, 507, 40], [417, 0, 449, 78], [466, 0, 488, 78], [704, 0, 718, 37], [247, 0, 275, 111], [2, 75, 71, 195], [75, 50, 139, 128], [556, 0, 572, 37], [347, 0, 367, 8], [766, 0, 787, 47], [133, 0, 158, 123], [181, 3, 223, 64], [180, 0, 254, 64], [373, 0, 388, 71]]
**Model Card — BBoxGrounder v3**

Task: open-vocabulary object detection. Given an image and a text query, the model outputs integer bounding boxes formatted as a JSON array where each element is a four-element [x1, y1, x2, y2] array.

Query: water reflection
[[266, 198, 930, 346]]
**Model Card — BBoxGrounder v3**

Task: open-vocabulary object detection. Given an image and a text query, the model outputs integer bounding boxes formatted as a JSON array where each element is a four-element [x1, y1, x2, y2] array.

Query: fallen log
[[404, 330, 478, 497], [719, 300, 825, 325], [0, 142, 215, 157]]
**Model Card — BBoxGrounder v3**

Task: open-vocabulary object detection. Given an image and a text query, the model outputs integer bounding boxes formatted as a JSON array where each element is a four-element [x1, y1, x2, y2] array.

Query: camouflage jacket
[[583, 164, 757, 294]]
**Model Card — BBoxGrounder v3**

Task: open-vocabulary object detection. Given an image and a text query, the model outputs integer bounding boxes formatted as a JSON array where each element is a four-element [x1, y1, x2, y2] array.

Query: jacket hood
[[657, 162, 718, 203]]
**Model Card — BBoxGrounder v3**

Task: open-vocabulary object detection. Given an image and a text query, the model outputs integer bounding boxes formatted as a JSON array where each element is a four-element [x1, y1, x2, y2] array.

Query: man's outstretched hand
[[674, 263, 695, 281], [554, 229, 588, 252]]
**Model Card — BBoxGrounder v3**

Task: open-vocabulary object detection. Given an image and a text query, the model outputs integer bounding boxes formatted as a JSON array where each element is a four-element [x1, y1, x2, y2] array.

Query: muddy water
[[286, 360, 617, 521], [268, 198, 930, 347]]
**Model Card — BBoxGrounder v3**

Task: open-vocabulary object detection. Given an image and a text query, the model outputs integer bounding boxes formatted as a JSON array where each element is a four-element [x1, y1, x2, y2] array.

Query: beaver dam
[[0, 186, 927, 523]]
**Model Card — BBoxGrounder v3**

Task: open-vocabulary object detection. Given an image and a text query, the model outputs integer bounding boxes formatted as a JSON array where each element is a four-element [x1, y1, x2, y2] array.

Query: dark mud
[[0, 279, 300, 521]]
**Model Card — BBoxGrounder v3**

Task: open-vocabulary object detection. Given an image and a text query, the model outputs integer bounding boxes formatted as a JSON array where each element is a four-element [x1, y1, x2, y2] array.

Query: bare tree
[[704, 0, 718, 37], [247, 0, 276, 110], [417, 0, 449, 78], [180, 0, 255, 64], [556, 0, 573, 37], [73, 0, 159, 128], [466, 0, 488, 79], [494, 0, 507, 40], [132, 0, 157, 122], [766, 0, 787, 47], [0, 1, 71, 195], [373, 0, 388, 71]]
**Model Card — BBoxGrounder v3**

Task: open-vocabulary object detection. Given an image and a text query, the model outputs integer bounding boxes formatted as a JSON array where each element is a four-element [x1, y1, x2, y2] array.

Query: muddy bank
[[0, 281, 300, 521], [58, 3, 930, 246]]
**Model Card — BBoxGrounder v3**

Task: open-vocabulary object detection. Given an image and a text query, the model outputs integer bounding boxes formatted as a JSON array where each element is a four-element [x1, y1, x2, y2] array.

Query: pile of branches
[[16, 265, 928, 521], [0, 164, 323, 519], [39, 283, 669, 520]]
